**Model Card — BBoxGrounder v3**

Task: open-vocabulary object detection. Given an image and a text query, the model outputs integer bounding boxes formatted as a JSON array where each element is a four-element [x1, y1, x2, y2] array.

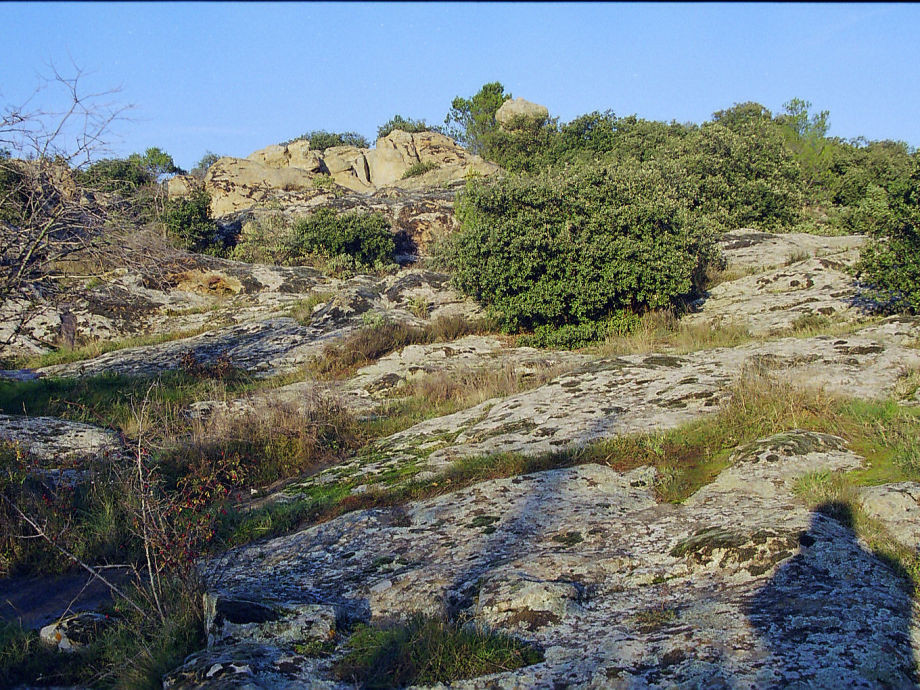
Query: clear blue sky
[[2, 2, 918, 170]]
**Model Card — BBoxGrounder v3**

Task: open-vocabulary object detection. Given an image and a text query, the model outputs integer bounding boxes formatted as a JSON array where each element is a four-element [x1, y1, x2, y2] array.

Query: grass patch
[[0, 442, 134, 576], [163, 395, 361, 489], [594, 307, 880, 358], [401, 160, 439, 179], [332, 614, 542, 688], [0, 370, 251, 435], [0, 579, 203, 689], [285, 292, 334, 325], [595, 309, 752, 357]]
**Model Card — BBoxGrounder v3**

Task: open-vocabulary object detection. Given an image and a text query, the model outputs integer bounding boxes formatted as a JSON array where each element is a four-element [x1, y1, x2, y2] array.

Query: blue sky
[[2, 2, 918, 170]]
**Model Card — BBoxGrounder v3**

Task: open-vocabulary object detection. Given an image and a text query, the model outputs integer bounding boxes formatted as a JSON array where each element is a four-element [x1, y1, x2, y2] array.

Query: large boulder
[[321, 145, 373, 192], [247, 141, 324, 173], [371, 130, 500, 188], [182, 133, 501, 237], [495, 97, 550, 129], [367, 130, 422, 186], [204, 158, 325, 216], [166, 174, 197, 198]]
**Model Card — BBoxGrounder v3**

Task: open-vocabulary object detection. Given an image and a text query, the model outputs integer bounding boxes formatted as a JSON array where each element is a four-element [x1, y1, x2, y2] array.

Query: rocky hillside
[[4, 223, 920, 687]]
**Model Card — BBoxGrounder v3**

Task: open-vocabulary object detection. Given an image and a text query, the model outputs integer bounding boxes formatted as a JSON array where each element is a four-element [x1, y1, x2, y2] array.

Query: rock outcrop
[[192, 131, 500, 217], [169, 431, 920, 688], [37, 268, 481, 380], [495, 97, 550, 129]]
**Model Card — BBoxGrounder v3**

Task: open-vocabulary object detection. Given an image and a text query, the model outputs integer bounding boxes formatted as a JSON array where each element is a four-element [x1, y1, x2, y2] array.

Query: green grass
[[0, 371, 252, 435], [592, 306, 881, 359], [285, 292, 334, 325], [311, 314, 497, 380], [333, 614, 542, 688], [400, 160, 439, 179], [0, 579, 203, 689], [217, 369, 920, 549]]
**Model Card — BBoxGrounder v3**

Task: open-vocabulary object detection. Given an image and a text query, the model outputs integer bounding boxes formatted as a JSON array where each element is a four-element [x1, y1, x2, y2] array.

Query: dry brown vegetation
[[311, 314, 497, 379]]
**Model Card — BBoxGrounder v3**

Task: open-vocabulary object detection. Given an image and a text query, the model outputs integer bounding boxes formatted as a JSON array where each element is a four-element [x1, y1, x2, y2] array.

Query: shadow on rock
[[746, 501, 918, 688]]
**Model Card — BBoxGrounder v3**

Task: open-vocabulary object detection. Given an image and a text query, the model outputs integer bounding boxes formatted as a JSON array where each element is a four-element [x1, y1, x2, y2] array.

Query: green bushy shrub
[[377, 115, 437, 139], [518, 311, 640, 350], [289, 209, 394, 268], [76, 157, 153, 191], [282, 130, 369, 151], [680, 120, 804, 231], [162, 189, 217, 253], [854, 159, 920, 313], [76, 147, 180, 191], [401, 160, 439, 179], [190, 151, 221, 180], [444, 161, 720, 339]]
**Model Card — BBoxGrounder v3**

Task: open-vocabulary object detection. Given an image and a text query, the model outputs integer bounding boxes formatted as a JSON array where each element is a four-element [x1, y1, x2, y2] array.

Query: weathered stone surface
[[205, 157, 328, 216], [495, 97, 550, 129], [163, 643, 334, 690], [186, 432, 918, 688], [247, 141, 324, 173], [37, 269, 480, 380], [199, 131, 499, 218], [0, 260, 334, 359], [167, 174, 197, 198], [0, 414, 122, 489], [0, 414, 121, 464], [717, 229, 865, 272], [288, 321, 920, 496], [860, 482, 920, 550], [686, 230, 869, 335], [688, 255, 865, 335], [321, 145, 373, 192], [344, 335, 590, 402], [204, 594, 337, 649]]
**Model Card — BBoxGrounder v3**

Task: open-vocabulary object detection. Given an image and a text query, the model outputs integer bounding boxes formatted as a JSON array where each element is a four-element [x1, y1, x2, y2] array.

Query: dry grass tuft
[[311, 314, 496, 379], [597, 309, 752, 357], [169, 270, 242, 296]]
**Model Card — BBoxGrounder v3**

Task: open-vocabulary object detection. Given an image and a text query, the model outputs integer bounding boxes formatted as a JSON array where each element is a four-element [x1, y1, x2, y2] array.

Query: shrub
[[377, 115, 437, 139], [444, 161, 720, 337], [76, 147, 180, 191], [444, 81, 511, 154], [76, 157, 153, 191], [854, 159, 920, 313], [289, 209, 394, 268], [479, 115, 559, 174], [518, 311, 640, 350], [190, 151, 221, 180], [680, 120, 804, 231], [229, 214, 294, 264], [401, 160, 439, 179], [333, 615, 542, 688], [162, 188, 218, 253], [282, 130, 369, 151]]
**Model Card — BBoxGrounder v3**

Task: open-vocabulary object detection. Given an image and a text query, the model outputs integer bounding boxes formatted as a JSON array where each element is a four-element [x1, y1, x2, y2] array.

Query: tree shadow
[[746, 501, 918, 687]]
